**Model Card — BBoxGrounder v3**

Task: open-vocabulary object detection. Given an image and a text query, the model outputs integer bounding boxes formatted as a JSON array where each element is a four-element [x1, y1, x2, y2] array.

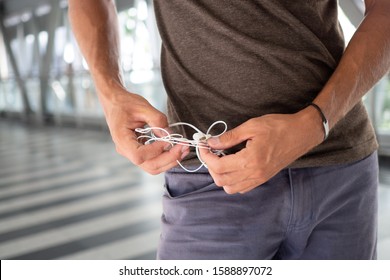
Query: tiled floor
[[0, 120, 163, 259], [0, 120, 389, 259]]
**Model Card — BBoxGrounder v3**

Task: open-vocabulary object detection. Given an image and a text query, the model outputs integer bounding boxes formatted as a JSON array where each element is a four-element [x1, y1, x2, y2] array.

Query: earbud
[[192, 132, 204, 142]]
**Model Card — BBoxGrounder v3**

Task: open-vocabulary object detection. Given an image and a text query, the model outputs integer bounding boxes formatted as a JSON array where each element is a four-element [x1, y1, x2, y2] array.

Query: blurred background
[[0, 0, 389, 259]]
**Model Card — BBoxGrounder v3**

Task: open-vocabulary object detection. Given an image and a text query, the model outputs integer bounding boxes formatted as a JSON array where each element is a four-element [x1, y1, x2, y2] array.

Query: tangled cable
[[135, 121, 227, 172]]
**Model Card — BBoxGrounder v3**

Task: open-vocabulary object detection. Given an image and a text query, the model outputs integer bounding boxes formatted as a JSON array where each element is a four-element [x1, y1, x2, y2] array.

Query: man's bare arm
[[314, 0, 390, 128], [68, 0, 189, 174], [68, 0, 122, 96]]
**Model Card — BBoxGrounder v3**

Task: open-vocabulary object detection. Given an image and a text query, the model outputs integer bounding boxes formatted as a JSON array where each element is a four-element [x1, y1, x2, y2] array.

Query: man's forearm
[[314, 0, 390, 129], [68, 0, 123, 100]]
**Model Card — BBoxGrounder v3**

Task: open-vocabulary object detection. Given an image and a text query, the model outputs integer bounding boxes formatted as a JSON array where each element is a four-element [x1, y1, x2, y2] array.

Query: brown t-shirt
[[153, 0, 378, 168]]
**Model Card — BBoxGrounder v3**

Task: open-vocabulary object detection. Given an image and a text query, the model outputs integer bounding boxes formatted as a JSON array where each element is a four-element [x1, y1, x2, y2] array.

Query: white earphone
[[135, 121, 227, 172]]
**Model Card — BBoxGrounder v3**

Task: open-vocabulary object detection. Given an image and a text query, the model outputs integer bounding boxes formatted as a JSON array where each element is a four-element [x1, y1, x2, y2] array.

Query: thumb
[[207, 124, 248, 150]]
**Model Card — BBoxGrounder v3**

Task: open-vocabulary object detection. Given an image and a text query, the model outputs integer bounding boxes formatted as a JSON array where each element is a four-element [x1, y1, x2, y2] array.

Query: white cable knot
[[135, 121, 227, 172]]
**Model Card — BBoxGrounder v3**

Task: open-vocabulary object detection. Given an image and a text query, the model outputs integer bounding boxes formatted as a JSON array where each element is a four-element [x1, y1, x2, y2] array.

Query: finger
[[153, 126, 173, 138], [145, 108, 169, 129], [224, 178, 263, 195], [208, 168, 253, 187], [228, 168, 280, 194], [238, 182, 261, 194], [141, 144, 190, 174], [146, 160, 181, 175], [199, 147, 247, 174], [117, 133, 171, 165], [207, 121, 253, 150], [128, 94, 169, 129], [133, 141, 173, 161], [143, 149, 190, 175]]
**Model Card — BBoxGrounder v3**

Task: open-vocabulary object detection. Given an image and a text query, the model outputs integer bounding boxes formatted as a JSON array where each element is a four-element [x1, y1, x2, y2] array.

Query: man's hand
[[199, 107, 324, 194], [101, 85, 189, 175]]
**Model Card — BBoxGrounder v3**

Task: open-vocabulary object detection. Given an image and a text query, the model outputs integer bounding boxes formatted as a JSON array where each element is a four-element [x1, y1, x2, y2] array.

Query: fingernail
[[164, 143, 172, 151]]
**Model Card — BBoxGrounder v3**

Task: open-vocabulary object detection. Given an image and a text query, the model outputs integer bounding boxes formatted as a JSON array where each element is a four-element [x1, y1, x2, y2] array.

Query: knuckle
[[223, 186, 237, 195], [148, 169, 160, 175], [213, 176, 226, 187], [247, 117, 259, 127], [153, 114, 167, 126], [115, 146, 123, 156], [142, 161, 168, 175], [141, 164, 160, 175], [142, 161, 158, 172], [131, 154, 145, 166], [158, 114, 168, 123]]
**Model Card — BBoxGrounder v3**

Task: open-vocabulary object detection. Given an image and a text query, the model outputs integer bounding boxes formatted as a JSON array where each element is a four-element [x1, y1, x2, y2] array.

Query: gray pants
[[157, 152, 378, 260]]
